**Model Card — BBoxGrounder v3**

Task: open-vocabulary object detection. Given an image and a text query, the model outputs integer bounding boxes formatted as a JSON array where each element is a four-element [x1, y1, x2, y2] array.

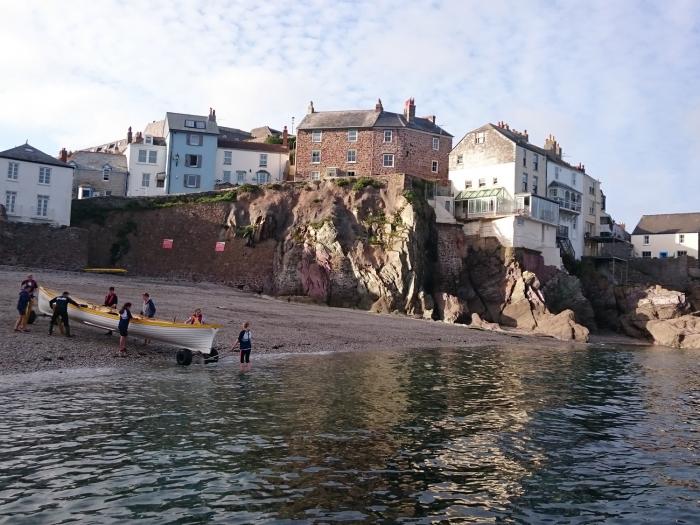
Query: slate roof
[[165, 112, 219, 134], [632, 213, 700, 235], [67, 151, 128, 172], [0, 143, 71, 168], [218, 126, 253, 142], [298, 108, 452, 137], [217, 139, 288, 153]]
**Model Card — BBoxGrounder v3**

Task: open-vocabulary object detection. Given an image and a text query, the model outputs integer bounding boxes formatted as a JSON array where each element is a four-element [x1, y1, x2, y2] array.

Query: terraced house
[[295, 98, 452, 181]]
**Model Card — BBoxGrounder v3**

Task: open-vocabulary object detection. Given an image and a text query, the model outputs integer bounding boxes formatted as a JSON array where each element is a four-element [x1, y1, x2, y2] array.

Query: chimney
[[208, 107, 216, 122], [135, 131, 143, 143], [544, 134, 562, 160], [403, 97, 416, 122], [127, 126, 133, 144], [308, 101, 315, 114], [282, 125, 288, 148], [375, 98, 383, 112], [523, 129, 529, 142], [59, 148, 68, 163]]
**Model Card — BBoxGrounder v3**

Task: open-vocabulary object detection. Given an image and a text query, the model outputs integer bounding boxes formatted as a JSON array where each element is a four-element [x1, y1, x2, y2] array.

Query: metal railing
[[554, 198, 581, 212]]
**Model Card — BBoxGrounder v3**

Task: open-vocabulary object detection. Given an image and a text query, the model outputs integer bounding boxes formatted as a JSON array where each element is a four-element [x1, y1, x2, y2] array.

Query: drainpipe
[[166, 133, 173, 194]]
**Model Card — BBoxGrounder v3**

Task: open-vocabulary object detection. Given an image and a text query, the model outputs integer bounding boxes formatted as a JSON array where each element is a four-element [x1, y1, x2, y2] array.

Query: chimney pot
[[282, 125, 289, 148], [127, 126, 133, 144], [375, 98, 383, 112], [404, 97, 416, 122], [308, 101, 315, 114], [59, 148, 68, 163]]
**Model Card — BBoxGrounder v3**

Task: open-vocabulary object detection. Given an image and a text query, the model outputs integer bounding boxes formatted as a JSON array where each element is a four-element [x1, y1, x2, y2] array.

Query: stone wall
[[449, 126, 515, 169], [0, 219, 88, 270], [626, 255, 692, 290]]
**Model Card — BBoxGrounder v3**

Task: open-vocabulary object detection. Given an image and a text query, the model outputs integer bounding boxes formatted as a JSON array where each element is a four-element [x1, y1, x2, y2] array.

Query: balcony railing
[[554, 198, 581, 213], [455, 191, 559, 225]]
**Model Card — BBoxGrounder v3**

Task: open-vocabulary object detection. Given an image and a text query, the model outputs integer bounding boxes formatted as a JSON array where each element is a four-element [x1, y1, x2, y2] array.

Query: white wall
[[215, 148, 288, 185], [125, 143, 167, 197], [449, 162, 516, 195], [1, 157, 73, 226], [632, 232, 699, 258]]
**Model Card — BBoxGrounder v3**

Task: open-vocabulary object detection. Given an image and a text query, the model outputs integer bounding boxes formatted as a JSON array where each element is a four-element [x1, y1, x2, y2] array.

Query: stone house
[[66, 149, 128, 198], [632, 213, 700, 258], [449, 123, 561, 267], [295, 98, 452, 182]]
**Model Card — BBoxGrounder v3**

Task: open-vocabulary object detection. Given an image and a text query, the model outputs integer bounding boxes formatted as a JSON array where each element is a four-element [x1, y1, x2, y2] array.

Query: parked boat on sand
[[37, 286, 220, 354]]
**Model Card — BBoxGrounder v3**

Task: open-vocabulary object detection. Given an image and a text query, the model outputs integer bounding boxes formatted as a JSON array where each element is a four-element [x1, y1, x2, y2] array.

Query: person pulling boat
[[48, 291, 87, 337]]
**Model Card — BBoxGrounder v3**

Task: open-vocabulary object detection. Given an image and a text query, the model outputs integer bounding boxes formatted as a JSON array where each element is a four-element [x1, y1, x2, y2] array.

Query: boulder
[[433, 293, 469, 324], [470, 313, 502, 331], [535, 310, 590, 342], [616, 285, 691, 338], [542, 271, 597, 330], [646, 315, 700, 349]]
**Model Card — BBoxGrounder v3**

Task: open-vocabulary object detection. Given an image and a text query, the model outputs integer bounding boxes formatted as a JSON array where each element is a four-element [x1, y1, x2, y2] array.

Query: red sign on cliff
[[215, 242, 225, 252], [162, 239, 173, 249]]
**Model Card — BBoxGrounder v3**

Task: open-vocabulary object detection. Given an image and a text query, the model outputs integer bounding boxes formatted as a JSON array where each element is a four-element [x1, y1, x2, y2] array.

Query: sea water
[[1, 345, 699, 524]]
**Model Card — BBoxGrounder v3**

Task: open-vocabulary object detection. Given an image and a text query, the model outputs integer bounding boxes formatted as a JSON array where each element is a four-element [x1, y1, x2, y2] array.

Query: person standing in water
[[141, 292, 156, 345], [104, 286, 119, 336], [232, 321, 252, 367], [118, 302, 133, 355]]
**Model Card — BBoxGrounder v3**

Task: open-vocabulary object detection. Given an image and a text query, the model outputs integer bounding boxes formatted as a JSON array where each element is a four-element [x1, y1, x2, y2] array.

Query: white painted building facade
[[124, 136, 168, 197], [632, 213, 700, 258], [215, 143, 288, 185], [0, 144, 74, 226], [546, 159, 584, 259]]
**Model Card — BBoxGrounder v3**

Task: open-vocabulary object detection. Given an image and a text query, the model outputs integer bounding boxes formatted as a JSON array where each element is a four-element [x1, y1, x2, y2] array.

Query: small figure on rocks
[[185, 308, 204, 325], [232, 321, 252, 369], [118, 302, 133, 355], [48, 291, 85, 337], [15, 286, 32, 332], [104, 286, 119, 336], [141, 293, 156, 344]]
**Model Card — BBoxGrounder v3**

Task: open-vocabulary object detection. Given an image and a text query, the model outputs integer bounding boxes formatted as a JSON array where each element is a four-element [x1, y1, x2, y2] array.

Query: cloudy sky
[[1, 0, 699, 226]]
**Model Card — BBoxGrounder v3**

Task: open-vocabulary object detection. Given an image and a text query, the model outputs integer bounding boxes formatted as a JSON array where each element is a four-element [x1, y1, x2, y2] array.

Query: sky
[[1, 0, 699, 227]]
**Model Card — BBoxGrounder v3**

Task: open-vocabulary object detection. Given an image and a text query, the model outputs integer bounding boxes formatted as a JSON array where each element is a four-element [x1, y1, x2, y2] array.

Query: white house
[[215, 140, 288, 185], [449, 123, 561, 267], [631, 213, 700, 258], [0, 143, 74, 226]]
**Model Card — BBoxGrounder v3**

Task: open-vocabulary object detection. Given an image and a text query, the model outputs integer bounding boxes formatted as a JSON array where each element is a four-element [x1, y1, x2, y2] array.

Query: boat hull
[[38, 287, 219, 352]]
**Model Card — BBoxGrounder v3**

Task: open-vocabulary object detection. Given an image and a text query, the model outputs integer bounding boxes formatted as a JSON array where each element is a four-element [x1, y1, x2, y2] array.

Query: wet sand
[[1, 266, 595, 375]]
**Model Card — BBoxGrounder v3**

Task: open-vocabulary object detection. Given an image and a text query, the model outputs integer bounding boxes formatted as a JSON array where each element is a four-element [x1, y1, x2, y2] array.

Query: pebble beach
[[1, 266, 580, 375]]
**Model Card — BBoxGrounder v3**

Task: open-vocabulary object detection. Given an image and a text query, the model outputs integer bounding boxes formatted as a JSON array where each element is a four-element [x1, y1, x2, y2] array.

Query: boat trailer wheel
[[176, 349, 193, 366]]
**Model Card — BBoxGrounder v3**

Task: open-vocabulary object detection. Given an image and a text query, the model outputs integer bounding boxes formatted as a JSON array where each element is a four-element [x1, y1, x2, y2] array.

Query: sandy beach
[[1, 266, 590, 375]]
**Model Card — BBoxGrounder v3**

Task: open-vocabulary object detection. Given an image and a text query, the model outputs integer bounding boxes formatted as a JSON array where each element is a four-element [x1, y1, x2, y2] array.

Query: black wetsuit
[[49, 295, 79, 336]]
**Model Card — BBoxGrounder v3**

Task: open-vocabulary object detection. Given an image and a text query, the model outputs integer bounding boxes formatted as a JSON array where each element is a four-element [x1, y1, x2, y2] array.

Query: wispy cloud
[[1, 0, 698, 225]]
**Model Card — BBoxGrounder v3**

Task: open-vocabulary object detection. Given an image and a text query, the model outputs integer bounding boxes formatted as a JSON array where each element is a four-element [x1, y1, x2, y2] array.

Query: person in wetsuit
[[48, 291, 84, 337]]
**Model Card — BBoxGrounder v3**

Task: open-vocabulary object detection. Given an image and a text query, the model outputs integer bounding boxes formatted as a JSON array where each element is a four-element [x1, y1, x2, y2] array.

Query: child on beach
[[232, 321, 252, 367], [14, 286, 31, 332], [118, 303, 133, 355]]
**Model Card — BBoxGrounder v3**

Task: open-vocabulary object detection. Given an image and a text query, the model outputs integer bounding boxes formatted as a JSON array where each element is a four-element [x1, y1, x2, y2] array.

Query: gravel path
[[1, 266, 580, 375]]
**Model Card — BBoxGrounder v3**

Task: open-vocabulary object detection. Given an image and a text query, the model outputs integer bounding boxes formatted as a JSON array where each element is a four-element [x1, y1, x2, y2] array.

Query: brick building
[[295, 98, 452, 181]]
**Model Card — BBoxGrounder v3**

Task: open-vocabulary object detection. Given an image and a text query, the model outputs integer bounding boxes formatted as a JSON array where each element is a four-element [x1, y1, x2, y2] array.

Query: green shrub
[[353, 177, 384, 191], [238, 184, 261, 194], [335, 178, 350, 187]]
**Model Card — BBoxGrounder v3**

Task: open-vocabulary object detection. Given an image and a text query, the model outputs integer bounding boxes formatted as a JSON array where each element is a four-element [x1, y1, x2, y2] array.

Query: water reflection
[[1, 345, 699, 523]]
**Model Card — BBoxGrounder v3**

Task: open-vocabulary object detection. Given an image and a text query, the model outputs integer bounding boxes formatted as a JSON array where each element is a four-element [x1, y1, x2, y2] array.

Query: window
[[383, 130, 393, 143], [38, 167, 51, 184], [589, 186, 595, 195], [185, 120, 205, 129], [106, 191, 112, 196], [572, 220, 577, 230], [103, 167, 110, 181], [185, 154, 201, 168], [312, 130, 322, 142], [184, 174, 201, 188], [432, 137, 439, 150], [187, 134, 202, 146], [236, 171, 246, 183], [36, 195, 49, 217], [148, 151, 157, 164], [589, 206, 595, 215], [144, 135, 154, 145], [521, 173, 528, 192], [311, 150, 321, 164], [347, 149, 357, 163], [256, 170, 271, 184], [184, 119, 196, 128], [523, 150, 527, 167], [347, 170, 356, 177], [138, 150, 147, 163], [533, 175, 538, 194], [555, 166, 560, 179], [642, 251, 652, 258], [549, 188, 557, 197], [679, 234, 685, 243], [141, 173, 150, 187], [382, 154, 394, 167], [259, 154, 268, 167], [478, 178, 486, 188], [465, 180, 472, 189], [326, 167, 337, 178], [475, 132, 485, 144], [572, 173, 577, 185], [678, 250, 688, 256], [223, 170, 231, 183], [347, 129, 358, 142], [431, 160, 438, 173], [456, 154, 464, 166], [5, 191, 17, 213], [660, 251, 668, 258], [7, 162, 18, 180], [444, 201, 451, 212], [156, 178, 165, 188], [311, 171, 320, 181], [492, 177, 498, 185], [223, 151, 232, 165], [533, 155, 539, 171], [643, 235, 650, 245]]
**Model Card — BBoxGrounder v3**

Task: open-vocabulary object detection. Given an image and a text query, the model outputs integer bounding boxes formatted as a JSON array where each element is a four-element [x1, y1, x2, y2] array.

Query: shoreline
[[0, 266, 646, 376]]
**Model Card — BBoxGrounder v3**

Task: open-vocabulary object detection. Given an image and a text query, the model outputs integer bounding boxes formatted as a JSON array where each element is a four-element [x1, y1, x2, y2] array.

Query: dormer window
[[184, 120, 206, 129], [144, 135, 153, 145]]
